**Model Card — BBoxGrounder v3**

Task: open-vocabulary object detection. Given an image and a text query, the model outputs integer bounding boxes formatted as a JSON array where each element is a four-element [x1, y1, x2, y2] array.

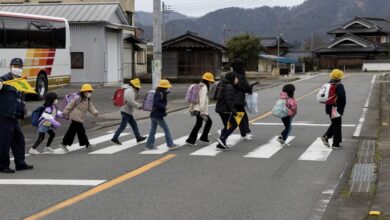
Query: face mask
[[85, 93, 92, 98], [54, 99, 58, 105], [11, 67, 23, 76]]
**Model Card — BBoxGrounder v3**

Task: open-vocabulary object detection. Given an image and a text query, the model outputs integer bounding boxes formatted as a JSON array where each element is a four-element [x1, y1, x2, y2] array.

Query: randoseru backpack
[[209, 81, 223, 101], [272, 99, 289, 118], [31, 105, 45, 127], [317, 83, 338, 104], [61, 92, 80, 111], [142, 90, 156, 112], [185, 84, 200, 104], [113, 88, 126, 107]]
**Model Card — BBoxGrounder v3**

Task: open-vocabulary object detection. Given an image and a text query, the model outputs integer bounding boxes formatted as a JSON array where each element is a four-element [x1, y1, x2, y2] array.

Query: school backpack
[[60, 92, 80, 111], [31, 105, 45, 127], [209, 81, 223, 101], [113, 88, 126, 107], [317, 83, 338, 104], [272, 99, 289, 118], [142, 90, 155, 112], [185, 84, 200, 104]]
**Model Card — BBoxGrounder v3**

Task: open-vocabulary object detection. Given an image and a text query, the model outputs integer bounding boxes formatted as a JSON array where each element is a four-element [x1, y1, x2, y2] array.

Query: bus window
[[4, 18, 28, 48], [51, 21, 65, 49], [0, 19, 3, 48], [30, 21, 51, 48]]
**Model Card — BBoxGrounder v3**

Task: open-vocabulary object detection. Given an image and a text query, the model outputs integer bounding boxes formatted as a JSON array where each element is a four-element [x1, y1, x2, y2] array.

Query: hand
[[232, 112, 238, 117], [200, 114, 208, 122], [139, 106, 142, 110]]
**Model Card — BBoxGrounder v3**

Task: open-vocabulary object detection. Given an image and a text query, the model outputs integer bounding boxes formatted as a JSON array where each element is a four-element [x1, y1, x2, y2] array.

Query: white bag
[[272, 99, 288, 118], [317, 83, 331, 103], [245, 92, 259, 114]]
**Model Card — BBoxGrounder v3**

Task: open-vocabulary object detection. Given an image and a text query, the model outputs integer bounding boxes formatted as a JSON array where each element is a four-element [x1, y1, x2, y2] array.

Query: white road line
[[298, 138, 332, 161], [244, 136, 295, 158], [190, 135, 242, 156], [90, 133, 164, 154], [140, 135, 190, 155], [0, 179, 106, 186], [353, 75, 377, 137], [253, 122, 356, 127]]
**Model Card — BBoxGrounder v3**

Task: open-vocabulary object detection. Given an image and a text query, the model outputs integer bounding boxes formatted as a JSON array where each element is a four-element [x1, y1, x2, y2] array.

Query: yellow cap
[[330, 69, 344, 80], [130, 78, 141, 89], [368, 211, 381, 216], [202, 72, 215, 82], [80, 84, 93, 92], [158, 79, 172, 88]]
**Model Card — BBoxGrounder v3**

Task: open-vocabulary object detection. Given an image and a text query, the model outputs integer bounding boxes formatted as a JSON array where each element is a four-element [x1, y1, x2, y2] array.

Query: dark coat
[[325, 79, 346, 115], [151, 91, 168, 118], [0, 73, 25, 119], [215, 79, 237, 114], [234, 72, 252, 106]]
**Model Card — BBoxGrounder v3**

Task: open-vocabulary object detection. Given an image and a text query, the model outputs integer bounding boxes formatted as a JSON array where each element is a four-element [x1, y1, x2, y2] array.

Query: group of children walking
[[29, 61, 346, 154]]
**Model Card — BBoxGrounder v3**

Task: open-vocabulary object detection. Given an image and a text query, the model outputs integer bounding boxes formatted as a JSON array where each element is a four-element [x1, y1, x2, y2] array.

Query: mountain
[[136, 0, 390, 45], [135, 11, 191, 27]]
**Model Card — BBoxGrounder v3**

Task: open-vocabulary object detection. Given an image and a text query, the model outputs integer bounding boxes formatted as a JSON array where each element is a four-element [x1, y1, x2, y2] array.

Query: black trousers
[[324, 116, 342, 146], [62, 121, 90, 146], [32, 130, 55, 149], [219, 113, 238, 141], [235, 105, 251, 137], [0, 117, 27, 169], [186, 115, 212, 143]]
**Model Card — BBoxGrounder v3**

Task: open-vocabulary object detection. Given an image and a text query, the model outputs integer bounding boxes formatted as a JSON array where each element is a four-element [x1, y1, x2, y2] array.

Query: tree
[[226, 34, 263, 71]]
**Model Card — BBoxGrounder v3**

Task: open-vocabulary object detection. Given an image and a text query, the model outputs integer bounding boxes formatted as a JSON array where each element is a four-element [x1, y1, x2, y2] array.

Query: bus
[[0, 11, 71, 100]]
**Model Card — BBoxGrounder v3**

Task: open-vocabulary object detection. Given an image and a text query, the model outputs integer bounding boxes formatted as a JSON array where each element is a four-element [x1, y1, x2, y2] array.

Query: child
[[111, 78, 147, 145], [60, 84, 98, 152], [186, 72, 215, 145], [29, 92, 62, 155], [145, 79, 178, 150], [277, 84, 297, 145]]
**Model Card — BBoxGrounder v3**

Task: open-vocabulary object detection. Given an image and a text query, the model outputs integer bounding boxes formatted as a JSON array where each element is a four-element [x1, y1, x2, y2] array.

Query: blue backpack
[[31, 105, 45, 127]]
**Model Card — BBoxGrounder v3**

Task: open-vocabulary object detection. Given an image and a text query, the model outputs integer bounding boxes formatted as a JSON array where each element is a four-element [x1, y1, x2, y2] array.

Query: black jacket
[[151, 91, 168, 118], [234, 72, 252, 106], [326, 79, 346, 115], [0, 73, 26, 119], [215, 79, 237, 113]]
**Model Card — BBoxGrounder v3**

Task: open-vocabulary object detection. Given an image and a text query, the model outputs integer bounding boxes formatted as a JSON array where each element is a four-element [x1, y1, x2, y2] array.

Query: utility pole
[[153, 0, 162, 89], [162, 2, 171, 42], [277, 30, 280, 69]]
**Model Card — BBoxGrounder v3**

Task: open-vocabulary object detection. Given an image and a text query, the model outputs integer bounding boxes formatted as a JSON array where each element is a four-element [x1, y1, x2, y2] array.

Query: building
[[162, 32, 226, 79], [0, 0, 134, 25], [261, 36, 292, 56], [0, 3, 136, 84], [315, 17, 390, 69]]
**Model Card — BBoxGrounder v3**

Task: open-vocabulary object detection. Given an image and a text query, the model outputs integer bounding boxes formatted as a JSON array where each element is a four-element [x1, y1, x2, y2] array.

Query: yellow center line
[[24, 154, 176, 220]]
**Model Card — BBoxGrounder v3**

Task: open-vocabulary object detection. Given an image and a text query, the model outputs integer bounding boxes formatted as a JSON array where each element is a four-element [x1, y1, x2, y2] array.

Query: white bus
[[0, 11, 71, 100]]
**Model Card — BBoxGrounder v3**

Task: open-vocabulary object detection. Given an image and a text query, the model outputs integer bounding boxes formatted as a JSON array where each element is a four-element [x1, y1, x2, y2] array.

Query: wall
[[363, 61, 390, 71]]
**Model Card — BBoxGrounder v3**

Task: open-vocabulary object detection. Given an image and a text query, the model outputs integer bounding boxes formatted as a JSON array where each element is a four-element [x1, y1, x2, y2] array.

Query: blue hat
[[10, 58, 23, 67]]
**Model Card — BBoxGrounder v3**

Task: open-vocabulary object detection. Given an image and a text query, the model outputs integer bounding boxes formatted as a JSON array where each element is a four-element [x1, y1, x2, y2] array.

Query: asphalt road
[[0, 73, 376, 220]]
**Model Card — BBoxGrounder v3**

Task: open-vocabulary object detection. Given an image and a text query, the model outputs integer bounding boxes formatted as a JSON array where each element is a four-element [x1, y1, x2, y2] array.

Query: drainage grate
[[357, 140, 376, 163], [350, 163, 377, 199]]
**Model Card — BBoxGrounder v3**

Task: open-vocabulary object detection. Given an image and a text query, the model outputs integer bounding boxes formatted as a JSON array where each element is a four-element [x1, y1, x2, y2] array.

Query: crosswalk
[[24, 131, 350, 162]]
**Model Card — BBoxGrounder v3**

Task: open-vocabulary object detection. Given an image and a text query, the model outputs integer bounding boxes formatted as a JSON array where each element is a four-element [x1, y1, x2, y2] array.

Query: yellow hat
[[80, 84, 93, 92], [202, 72, 215, 82], [330, 69, 344, 80], [158, 79, 172, 88], [130, 78, 141, 89]]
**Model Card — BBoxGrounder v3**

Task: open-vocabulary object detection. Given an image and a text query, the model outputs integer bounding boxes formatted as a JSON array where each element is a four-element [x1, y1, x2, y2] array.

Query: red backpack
[[326, 83, 338, 105], [113, 88, 126, 107]]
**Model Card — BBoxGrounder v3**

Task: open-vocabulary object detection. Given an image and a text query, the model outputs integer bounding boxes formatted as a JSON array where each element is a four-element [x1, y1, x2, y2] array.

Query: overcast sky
[[135, 0, 306, 17]]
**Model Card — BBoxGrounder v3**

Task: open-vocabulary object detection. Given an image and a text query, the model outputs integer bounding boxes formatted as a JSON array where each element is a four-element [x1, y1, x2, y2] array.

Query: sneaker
[[331, 145, 343, 149], [199, 138, 211, 143], [43, 147, 55, 153], [216, 143, 230, 151], [137, 136, 147, 143], [0, 167, 15, 173], [29, 148, 40, 155], [111, 139, 122, 145], [86, 144, 95, 151], [241, 134, 253, 141], [59, 144, 69, 152], [186, 140, 196, 146], [168, 144, 182, 151], [144, 146, 157, 150], [321, 136, 330, 147], [277, 136, 285, 145], [16, 164, 34, 171], [217, 138, 229, 149]]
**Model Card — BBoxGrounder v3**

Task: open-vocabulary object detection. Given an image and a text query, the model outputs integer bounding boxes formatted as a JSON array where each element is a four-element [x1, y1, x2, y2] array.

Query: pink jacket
[[280, 92, 297, 117]]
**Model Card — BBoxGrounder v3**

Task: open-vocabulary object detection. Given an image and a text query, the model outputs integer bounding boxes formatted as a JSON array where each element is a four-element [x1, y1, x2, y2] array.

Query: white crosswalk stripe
[[190, 135, 242, 156], [244, 136, 295, 158], [140, 135, 190, 154], [90, 133, 164, 154], [298, 138, 333, 161]]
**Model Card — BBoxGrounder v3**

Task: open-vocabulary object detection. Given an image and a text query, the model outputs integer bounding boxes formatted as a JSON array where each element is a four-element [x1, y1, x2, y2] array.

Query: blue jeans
[[113, 112, 141, 140], [146, 117, 174, 148], [281, 116, 292, 141]]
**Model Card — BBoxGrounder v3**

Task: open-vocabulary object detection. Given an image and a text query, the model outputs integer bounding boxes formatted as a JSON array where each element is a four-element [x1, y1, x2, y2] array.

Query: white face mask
[[85, 93, 92, 98], [11, 67, 23, 76], [54, 99, 58, 105]]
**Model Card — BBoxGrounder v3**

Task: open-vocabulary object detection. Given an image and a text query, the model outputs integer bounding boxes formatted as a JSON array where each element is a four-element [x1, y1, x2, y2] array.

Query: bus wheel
[[35, 73, 48, 100]]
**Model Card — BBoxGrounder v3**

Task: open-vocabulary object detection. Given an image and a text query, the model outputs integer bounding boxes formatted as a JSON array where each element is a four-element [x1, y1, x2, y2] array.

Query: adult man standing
[[0, 58, 34, 173]]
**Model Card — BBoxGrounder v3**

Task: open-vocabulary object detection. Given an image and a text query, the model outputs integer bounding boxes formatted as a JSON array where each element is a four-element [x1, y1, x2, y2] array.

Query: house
[[315, 17, 390, 69], [261, 36, 292, 56], [162, 32, 226, 79], [0, 3, 136, 84]]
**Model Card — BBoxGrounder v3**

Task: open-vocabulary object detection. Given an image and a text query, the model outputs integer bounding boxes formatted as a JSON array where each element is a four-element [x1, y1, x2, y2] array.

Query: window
[[30, 21, 51, 48], [51, 21, 66, 48], [71, 52, 84, 69], [4, 18, 28, 48], [0, 19, 4, 48], [381, 36, 390, 44]]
